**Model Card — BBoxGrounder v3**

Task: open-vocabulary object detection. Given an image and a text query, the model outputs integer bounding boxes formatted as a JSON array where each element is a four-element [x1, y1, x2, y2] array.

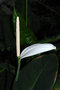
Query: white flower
[[20, 43, 56, 59], [16, 16, 56, 60]]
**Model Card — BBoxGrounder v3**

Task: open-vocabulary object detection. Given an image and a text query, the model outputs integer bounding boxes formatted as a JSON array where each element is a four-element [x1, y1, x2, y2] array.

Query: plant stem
[[12, 57, 21, 90], [26, 0, 27, 26], [15, 56, 21, 81]]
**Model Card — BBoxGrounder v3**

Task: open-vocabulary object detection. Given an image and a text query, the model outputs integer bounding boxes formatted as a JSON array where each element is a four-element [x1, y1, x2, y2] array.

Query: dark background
[[0, 0, 60, 89], [0, 0, 60, 73], [0, 0, 60, 40]]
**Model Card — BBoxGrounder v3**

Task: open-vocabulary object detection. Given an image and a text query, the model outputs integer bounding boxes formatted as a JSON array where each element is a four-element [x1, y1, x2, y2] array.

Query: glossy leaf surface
[[13, 54, 58, 90], [54, 75, 60, 90]]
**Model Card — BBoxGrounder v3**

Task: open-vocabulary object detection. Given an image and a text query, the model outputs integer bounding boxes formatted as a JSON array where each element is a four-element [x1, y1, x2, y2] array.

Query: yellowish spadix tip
[[16, 16, 20, 57]]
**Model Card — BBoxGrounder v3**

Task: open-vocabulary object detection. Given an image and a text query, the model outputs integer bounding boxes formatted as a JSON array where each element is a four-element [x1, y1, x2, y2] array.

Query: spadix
[[16, 16, 56, 60]]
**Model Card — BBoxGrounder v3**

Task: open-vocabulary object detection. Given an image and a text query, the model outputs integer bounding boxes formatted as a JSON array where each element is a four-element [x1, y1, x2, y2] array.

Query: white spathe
[[16, 17, 56, 60], [20, 43, 56, 59]]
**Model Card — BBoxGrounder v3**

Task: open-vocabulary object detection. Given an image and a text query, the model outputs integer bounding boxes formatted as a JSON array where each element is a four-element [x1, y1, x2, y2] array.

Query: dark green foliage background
[[0, 0, 60, 90]]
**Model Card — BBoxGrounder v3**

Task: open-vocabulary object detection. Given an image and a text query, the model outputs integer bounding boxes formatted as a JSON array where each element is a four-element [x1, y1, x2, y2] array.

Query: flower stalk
[[15, 56, 21, 81]]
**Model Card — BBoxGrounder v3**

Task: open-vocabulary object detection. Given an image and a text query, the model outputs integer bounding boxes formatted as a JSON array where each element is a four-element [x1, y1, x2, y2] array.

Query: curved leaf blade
[[13, 54, 58, 90]]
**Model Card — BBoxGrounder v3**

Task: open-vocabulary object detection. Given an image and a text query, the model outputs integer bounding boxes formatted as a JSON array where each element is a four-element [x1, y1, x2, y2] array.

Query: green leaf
[[0, 71, 14, 90], [39, 35, 60, 43], [0, 63, 15, 90], [0, 63, 7, 72], [0, 9, 15, 50], [54, 75, 60, 90], [15, 0, 31, 27], [15, 0, 26, 19], [13, 54, 58, 90], [13, 8, 37, 46], [0, 62, 15, 74]]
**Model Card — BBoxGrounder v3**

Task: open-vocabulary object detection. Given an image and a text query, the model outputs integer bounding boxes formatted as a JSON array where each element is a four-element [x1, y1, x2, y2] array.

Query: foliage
[[13, 54, 58, 90], [54, 75, 60, 90], [0, 0, 60, 90]]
